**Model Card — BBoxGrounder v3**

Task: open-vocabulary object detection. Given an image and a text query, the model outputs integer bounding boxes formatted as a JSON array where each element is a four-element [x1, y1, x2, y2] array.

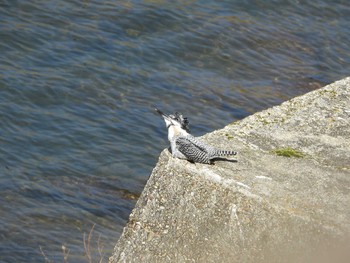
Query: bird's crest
[[170, 112, 190, 133]]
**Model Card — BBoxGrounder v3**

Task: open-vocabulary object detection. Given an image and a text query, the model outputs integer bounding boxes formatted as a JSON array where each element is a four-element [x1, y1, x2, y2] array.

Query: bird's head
[[155, 108, 190, 133]]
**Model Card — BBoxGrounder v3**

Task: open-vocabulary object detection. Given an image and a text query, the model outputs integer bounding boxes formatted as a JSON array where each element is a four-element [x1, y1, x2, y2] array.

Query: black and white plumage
[[155, 108, 237, 164]]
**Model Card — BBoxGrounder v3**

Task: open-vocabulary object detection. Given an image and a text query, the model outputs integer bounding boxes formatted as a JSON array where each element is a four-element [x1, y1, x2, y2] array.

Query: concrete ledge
[[110, 78, 350, 263]]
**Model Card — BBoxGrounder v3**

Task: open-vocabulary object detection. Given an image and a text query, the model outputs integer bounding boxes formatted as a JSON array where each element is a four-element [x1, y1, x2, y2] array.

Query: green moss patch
[[272, 147, 305, 158], [225, 133, 234, 140]]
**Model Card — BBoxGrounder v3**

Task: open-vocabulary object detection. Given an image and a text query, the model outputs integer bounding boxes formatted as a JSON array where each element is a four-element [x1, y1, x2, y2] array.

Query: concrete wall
[[110, 77, 350, 263]]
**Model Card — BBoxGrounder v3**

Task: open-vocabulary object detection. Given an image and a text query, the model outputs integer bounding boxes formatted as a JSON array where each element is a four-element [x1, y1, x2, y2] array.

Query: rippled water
[[1, 0, 349, 262]]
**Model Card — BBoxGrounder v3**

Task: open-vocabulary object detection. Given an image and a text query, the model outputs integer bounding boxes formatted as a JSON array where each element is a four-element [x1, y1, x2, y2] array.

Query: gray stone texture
[[110, 77, 350, 263]]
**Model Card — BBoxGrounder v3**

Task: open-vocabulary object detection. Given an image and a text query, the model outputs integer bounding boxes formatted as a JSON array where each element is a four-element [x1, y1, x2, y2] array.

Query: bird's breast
[[167, 126, 187, 141]]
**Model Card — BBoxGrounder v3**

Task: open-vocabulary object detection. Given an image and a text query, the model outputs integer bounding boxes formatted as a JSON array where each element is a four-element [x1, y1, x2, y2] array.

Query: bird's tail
[[213, 149, 237, 158]]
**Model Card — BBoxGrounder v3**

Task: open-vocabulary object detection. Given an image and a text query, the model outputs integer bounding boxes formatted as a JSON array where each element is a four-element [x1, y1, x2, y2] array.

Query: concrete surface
[[110, 77, 350, 263]]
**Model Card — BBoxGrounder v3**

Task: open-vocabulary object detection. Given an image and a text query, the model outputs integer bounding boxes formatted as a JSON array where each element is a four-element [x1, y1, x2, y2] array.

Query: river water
[[1, 0, 349, 262]]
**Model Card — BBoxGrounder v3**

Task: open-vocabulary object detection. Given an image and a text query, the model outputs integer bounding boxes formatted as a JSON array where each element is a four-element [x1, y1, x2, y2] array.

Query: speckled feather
[[176, 135, 237, 164]]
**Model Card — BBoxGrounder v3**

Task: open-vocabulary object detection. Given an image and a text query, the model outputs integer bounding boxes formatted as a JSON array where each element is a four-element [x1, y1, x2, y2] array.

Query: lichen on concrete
[[272, 147, 305, 158], [110, 77, 350, 263]]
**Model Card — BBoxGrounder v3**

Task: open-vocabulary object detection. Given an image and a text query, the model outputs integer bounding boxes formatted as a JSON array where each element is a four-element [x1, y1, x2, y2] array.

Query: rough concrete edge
[[109, 77, 350, 262]]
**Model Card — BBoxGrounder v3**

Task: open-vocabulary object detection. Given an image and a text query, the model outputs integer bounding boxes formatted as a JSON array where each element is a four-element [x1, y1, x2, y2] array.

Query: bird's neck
[[168, 125, 188, 141]]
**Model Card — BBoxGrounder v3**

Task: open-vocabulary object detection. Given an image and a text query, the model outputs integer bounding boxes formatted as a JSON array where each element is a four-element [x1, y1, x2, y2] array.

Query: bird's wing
[[175, 136, 209, 161]]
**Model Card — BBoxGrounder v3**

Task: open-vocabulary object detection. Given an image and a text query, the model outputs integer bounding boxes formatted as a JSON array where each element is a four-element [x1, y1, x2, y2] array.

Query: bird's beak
[[155, 107, 171, 121]]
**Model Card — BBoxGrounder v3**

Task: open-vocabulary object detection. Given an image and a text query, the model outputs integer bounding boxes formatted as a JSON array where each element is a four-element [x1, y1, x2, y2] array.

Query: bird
[[155, 107, 237, 164]]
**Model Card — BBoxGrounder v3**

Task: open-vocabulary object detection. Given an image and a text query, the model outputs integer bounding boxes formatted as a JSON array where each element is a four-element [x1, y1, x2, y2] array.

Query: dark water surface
[[1, 0, 349, 262]]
